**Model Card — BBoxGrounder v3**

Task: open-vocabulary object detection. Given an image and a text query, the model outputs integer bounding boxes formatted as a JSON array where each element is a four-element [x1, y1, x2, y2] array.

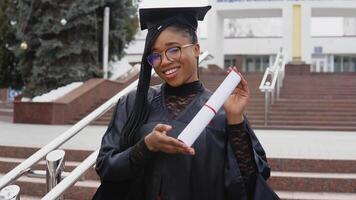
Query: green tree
[[7, 0, 137, 98], [0, 0, 23, 90]]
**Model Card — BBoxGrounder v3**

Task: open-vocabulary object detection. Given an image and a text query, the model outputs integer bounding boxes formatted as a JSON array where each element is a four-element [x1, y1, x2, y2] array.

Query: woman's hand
[[144, 123, 195, 155], [223, 67, 250, 124]]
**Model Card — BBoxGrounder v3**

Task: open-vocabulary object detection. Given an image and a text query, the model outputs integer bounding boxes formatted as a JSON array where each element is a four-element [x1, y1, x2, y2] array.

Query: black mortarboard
[[139, 1, 211, 31], [120, 1, 212, 149]]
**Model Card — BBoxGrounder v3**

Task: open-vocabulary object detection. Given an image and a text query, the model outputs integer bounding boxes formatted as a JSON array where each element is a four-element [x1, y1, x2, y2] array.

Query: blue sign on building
[[7, 88, 21, 102], [314, 46, 323, 54]]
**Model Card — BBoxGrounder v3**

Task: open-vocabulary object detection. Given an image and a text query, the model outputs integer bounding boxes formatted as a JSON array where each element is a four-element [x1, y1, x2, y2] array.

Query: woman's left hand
[[223, 67, 250, 124]]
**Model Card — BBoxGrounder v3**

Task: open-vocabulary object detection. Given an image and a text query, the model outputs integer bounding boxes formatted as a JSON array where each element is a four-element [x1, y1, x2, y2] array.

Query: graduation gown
[[93, 84, 279, 200]]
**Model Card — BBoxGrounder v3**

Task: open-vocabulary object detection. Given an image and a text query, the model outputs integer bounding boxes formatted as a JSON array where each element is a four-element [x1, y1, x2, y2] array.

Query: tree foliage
[[0, 0, 23, 90], [5, 0, 137, 97]]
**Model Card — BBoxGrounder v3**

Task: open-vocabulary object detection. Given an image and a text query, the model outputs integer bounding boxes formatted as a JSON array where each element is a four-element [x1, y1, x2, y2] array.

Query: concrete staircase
[[2, 145, 356, 199], [253, 73, 356, 131], [269, 158, 356, 200], [0, 102, 13, 122]]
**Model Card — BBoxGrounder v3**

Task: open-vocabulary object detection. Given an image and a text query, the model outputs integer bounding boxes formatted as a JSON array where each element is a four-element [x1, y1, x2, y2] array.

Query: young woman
[[93, 3, 278, 200]]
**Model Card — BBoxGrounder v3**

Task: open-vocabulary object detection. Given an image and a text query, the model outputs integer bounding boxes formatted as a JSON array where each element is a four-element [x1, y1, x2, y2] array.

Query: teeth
[[164, 68, 178, 75]]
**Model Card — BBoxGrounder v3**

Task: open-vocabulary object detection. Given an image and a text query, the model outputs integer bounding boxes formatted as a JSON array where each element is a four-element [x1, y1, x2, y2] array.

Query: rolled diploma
[[177, 71, 241, 146]]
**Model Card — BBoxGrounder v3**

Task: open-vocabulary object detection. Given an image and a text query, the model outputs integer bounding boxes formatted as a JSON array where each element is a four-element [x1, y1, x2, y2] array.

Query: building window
[[255, 57, 261, 72], [224, 57, 236, 69], [246, 58, 255, 72], [312, 61, 317, 72], [352, 58, 356, 72], [334, 56, 342, 72], [224, 18, 282, 38], [262, 56, 269, 72], [344, 57, 351, 72], [244, 56, 269, 72]]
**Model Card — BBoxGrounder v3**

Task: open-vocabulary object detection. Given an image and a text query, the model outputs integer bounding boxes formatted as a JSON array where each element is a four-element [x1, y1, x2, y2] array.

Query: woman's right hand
[[144, 123, 195, 155]]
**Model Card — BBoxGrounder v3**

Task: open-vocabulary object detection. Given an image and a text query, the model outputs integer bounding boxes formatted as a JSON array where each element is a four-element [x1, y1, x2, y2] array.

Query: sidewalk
[[1, 120, 356, 160], [0, 121, 106, 151]]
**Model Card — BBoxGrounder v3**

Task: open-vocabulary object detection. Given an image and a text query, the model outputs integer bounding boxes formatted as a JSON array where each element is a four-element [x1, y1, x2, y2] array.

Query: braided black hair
[[120, 23, 198, 150]]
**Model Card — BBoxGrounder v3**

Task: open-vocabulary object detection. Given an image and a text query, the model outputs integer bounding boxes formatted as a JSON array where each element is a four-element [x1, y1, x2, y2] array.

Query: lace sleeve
[[129, 139, 155, 173], [227, 122, 257, 198]]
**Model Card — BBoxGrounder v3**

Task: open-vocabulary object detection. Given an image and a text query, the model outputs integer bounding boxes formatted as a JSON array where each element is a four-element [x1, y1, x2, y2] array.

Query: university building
[[130, 0, 356, 73]]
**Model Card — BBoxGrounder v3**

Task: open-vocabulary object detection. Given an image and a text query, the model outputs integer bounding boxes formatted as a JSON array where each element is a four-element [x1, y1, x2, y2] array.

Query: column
[[301, 4, 312, 64], [292, 4, 302, 63], [282, 4, 293, 63], [207, 8, 224, 68]]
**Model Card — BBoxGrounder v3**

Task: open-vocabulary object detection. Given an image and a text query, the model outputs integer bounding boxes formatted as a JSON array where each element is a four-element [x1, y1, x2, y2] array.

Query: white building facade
[[127, 0, 356, 73]]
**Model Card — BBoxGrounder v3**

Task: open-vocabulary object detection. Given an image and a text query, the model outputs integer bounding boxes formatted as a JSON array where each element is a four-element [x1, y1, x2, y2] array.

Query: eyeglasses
[[147, 44, 195, 68]]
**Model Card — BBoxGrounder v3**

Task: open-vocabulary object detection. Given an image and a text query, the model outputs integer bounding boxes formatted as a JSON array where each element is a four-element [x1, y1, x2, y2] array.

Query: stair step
[[269, 171, 356, 193], [252, 124, 356, 131], [276, 191, 356, 200], [264, 116, 356, 122], [251, 119, 356, 126], [0, 146, 92, 162], [280, 96, 356, 99], [249, 112, 356, 118], [268, 158, 356, 174], [0, 102, 13, 109], [0, 109, 13, 116], [0, 173, 99, 200], [276, 98, 356, 103], [272, 102, 356, 107], [0, 156, 99, 181], [18, 196, 41, 200]]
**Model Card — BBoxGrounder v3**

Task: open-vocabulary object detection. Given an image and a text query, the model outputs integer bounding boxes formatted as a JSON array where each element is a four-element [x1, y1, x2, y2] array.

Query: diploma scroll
[[177, 70, 241, 146]]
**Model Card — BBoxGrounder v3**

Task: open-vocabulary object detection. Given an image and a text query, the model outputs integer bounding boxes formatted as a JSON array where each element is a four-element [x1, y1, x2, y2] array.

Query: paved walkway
[[1, 120, 356, 160]]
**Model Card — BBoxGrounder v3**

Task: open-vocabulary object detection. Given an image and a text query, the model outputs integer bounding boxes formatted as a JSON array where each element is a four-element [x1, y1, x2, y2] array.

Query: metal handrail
[[0, 52, 212, 198], [259, 48, 287, 126], [0, 75, 141, 190]]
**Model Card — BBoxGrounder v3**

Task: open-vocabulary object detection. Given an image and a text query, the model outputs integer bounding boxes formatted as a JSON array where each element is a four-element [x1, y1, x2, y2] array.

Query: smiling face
[[150, 26, 200, 87]]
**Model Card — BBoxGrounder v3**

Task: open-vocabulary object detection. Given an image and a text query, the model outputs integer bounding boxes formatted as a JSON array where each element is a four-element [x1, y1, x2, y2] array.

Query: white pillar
[[282, 4, 293, 63], [206, 8, 224, 68], [301, 4, 312, 64]]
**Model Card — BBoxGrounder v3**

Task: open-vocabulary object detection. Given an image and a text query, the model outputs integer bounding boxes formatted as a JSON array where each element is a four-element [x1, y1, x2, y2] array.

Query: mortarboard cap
[[139, 0, 211, 31]]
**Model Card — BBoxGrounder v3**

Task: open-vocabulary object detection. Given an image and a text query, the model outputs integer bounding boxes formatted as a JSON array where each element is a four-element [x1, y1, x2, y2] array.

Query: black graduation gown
[[93, 84, 279, 200]]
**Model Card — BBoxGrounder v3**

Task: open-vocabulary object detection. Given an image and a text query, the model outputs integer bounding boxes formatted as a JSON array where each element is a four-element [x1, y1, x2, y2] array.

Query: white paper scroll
[[177, 70, 241, 146]]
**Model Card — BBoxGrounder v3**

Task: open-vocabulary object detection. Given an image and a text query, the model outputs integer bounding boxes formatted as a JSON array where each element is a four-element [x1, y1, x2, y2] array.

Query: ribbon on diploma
[[177, 70, 241, 146]]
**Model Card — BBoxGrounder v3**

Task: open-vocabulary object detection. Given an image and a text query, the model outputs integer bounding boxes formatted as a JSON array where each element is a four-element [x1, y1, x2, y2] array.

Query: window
[[262, 56, 269, 71], [255, 57, 261, 72], [352, 58, 356, 72], [224, 57, 236, 69], [246, 58, 255, 72], [344, 57, 351, 72], [334, 56, 341, 72], [312, 61, 317, 72]]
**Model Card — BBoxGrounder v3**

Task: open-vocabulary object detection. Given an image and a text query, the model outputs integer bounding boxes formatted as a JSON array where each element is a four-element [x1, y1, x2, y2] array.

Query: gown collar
[[164, 80, 204, 96]]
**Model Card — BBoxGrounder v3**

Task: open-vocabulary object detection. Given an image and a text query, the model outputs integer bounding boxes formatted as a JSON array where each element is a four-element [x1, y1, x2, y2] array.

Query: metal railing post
[[276, 74, 280, 100], [46, 150, 65, 200], [264, 91, 269, 127], [103, 7, 110, 79], [0, 185, 20, 200]]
